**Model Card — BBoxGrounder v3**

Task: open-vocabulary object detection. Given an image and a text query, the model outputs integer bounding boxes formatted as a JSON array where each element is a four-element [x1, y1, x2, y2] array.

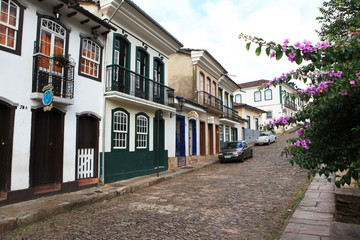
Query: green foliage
[[239, 0, 360, 188], [316, 0, 360, 41]]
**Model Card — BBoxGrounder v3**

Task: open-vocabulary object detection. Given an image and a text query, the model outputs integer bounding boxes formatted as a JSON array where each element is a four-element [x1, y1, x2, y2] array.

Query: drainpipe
[[101, 0, 125, 183]]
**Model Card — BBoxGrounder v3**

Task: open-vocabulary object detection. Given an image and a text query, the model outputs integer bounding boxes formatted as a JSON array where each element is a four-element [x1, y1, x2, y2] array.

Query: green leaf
[[276, 49, 283, 60], [255, 45, 262, 56], [295, 50, 303, 65], [246, 42, 251, 51], [266, 47, 270, 56]]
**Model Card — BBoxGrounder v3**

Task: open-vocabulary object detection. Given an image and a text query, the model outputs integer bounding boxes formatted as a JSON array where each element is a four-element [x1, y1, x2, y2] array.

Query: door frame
[[29, 107, 65, 187], [75, 112, 100, 180], [0, 98, 17, 192], [208, 123, 213, 155], [200, 121, 205, 155]]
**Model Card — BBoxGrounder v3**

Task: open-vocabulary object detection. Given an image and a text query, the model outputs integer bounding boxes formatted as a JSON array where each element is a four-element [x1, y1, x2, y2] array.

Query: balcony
[[31, 53, 74, 104], [284, 99, 297, 111], [197, 91, 223, 113], [106, 64, 174, 107], [220, 105, 243, 123]]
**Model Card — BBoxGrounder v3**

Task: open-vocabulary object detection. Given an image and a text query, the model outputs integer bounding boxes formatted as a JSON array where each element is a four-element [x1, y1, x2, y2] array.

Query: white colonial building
[[0, 0, 114, 205], [235, 79, 302, 132], [80, 0, 183, 182]]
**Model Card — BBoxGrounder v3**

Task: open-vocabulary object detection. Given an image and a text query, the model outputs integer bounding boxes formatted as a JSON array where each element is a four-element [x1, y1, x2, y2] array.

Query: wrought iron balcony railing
[[106, 64, 174, 107], [197, 91, 223, 112], [284, 99, 297, 110], [220, 105, 243, 122], [32, 53, 74, 99]]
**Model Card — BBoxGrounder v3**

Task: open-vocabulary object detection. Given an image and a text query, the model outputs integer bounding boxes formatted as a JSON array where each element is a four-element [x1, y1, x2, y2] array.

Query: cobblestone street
[[3, 133, 309, 240]]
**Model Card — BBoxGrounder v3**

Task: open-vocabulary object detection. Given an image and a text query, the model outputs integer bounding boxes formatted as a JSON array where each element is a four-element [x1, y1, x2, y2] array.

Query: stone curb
[[0, 158, 219, 234]]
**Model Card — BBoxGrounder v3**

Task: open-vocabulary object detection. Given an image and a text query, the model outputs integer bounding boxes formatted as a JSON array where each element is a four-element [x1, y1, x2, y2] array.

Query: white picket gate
[[77, 148, 94, 179]]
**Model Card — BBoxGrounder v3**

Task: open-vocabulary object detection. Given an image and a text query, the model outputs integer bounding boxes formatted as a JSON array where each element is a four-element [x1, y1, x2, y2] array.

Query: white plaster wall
[[0, 1, 105, 190]]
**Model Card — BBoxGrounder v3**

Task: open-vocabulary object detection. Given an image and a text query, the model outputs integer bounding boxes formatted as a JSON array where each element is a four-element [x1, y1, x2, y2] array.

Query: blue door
[[176, 116, 186, 156], [189, 119, 197, 155]]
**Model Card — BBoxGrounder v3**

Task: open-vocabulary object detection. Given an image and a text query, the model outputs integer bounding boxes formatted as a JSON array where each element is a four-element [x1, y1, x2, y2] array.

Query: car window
[[260, 133, 268, 136], [225, 142, 243, 148]]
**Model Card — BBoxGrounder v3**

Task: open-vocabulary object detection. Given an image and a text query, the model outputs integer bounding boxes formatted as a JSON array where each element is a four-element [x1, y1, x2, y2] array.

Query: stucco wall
[[168, 52, 194, 100]]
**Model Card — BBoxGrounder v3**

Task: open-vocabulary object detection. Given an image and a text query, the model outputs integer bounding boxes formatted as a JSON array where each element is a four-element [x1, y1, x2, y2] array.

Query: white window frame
[[266, 111, 272, 119], [0, 0, 19, 49], [225, 126, 230, 142], [235, 94, 242, 103], [113, 111, 128, 149], [136, 115, 148, 149], [81, 39, 100, 78], [265, 89, 272, 100]]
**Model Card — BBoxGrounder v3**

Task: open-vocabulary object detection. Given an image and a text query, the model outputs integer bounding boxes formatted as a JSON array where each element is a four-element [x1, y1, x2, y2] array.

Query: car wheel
[[219, 159, 224, 163], [268, 140, 270, 145], [249, 149, 253, 158], [239, 155, 244, 162]]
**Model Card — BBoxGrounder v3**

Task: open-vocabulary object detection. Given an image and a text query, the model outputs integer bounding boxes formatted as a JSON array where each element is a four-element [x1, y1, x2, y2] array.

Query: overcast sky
[[134, 0, 325, 87]]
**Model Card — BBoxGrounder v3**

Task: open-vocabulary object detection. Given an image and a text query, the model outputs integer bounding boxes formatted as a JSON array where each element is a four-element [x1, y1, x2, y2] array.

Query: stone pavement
[[0, 157, 218, 235], [281, 174, 360, 240]]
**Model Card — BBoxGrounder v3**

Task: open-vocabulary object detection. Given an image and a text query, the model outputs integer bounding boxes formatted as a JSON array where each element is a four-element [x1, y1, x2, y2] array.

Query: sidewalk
[[0, 157, 218, 234], [281, 174, 360, 240]]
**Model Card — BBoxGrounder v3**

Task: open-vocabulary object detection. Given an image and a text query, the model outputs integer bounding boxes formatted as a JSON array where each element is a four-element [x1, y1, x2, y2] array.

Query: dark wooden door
[[200, 121, 205, 155], [30, 109, 64, 186], [76, 115, 99, 179], [208, 124, 213, 155], [153, 118, 165, 167], [0, 103, 14, 192]]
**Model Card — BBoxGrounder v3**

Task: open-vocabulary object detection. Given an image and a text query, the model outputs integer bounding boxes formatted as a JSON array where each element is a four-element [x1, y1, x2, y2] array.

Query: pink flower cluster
[[264, 115, 295, 129], [296, 80, 334, 97], [296, 128, 305, 136], [291, 138, 311, 150]]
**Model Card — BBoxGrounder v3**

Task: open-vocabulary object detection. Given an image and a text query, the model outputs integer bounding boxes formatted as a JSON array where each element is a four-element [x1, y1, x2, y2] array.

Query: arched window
[[80, 38, 101, 79], [136, 114, 148, 149], [113, 110, 128, 149]]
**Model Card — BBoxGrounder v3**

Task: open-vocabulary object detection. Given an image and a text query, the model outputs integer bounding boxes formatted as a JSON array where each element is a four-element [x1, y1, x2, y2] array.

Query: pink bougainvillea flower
[[269, 51, 275, 58], [340, 90, 348, 96], [350, 80, 356, 86]]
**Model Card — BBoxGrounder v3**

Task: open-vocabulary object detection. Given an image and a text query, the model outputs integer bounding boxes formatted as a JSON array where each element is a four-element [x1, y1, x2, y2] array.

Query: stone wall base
[[335, 187, 360, 224]]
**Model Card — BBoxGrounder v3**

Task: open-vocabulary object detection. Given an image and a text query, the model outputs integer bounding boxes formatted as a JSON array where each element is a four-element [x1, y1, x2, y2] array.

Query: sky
[[134, 0, 325, 88]]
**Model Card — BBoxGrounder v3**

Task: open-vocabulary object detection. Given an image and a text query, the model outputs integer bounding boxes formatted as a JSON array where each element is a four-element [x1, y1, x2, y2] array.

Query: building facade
[[234, 103, 266, 142], [84, 0, 183, 183], [169, 49, 245, 166], [235, 79, 301, 133], [0, 0, 114, 205]]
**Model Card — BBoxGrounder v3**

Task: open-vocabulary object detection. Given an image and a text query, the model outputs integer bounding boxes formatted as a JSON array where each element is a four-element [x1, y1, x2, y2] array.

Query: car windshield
[[260, 132, 269, 136], [224, 142, 243, 149]]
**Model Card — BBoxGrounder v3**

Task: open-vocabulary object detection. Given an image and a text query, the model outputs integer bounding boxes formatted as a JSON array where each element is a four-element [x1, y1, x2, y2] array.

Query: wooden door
[[0, 102, 15, 192], [30, 109, 64, 186], [208, 124, 213, 155], [200, 121, 205, 155], [76, 115, 99, 179]]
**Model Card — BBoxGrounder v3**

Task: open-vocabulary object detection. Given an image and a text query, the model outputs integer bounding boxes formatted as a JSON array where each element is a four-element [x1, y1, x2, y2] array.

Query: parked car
[[255, 131, 276, 145], [218, 141, 253, 163]]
